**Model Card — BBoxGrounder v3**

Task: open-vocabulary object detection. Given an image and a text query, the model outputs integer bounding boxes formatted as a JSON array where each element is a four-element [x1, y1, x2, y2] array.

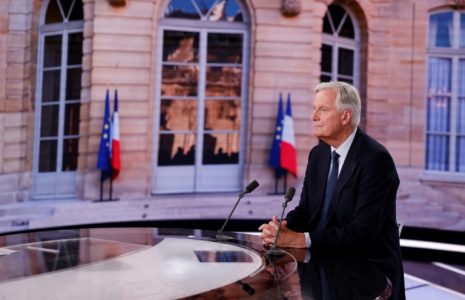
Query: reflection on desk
[[0, 227, 392, 299]]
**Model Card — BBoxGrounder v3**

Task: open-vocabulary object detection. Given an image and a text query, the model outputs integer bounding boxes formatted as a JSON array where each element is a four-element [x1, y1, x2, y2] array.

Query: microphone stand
[[266, 199, 290, 258], [216, 192, 245, 241], [269, 255, 289, 300]]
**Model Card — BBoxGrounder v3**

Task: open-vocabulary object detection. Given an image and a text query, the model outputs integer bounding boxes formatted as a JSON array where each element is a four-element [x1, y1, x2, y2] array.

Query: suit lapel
[[322, 128, 365, 229], [309, 144, 331, 225]]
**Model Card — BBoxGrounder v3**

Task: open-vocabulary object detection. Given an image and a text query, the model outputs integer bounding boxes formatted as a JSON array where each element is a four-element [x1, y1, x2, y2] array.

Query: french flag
[[280, 94, 297, 177], [110, 90, 121, 180]]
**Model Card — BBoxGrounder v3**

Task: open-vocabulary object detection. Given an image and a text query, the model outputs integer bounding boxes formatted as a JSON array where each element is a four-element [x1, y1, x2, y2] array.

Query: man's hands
[[258, 215, 307, 248]]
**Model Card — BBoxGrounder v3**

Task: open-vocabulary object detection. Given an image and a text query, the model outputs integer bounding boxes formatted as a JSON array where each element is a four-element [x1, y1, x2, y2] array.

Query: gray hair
[[315, 81, 361, 127]]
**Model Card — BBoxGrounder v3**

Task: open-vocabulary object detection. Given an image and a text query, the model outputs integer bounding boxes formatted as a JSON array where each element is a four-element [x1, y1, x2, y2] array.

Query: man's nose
[[311, 110, 318, 121]]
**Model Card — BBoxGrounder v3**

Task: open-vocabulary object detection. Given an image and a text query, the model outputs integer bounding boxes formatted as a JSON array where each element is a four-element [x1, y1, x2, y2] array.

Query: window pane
[[426, 134, 449, 171], [68, 32, 83, 65], [45, 0, 63, 24], [323, 14, 333, 34], [58, 0, 73, 18], [165, 0, 200, 19], [461, 14, 465, 48], [161, 65, 198, 96], [62, 138, 79, 171], [458, 98, 465, 133], [320, 74, 331, 82], [64, 103, 81, 136], [459, 59, 465, 95], [163, 31, 199, 63], [205, 100, 240, 130], [66, 67, 82, 101], [428, 12, 453, 48], [40, 105, 59, 137], [427, 58, 451, 95], [328, 5, 346, 31], [206, 0, 243, 22], [194, 0, 217, 16], [338, 48, 354, 76], [42, 70, 61, 103], [39, 140, 58, 172], [225, 0, 242, 22], [206, 66, 241, 97], [158, 133, 196, 166], [321, 44, 332, 73], [68, 0, 84, 21], [427, 96, 450, 132], [207, 33, 243, 64], [160, 100, 197, 131], [44, 35, 62, 68], [203, 133, 239, 165], [337, 77, 353, 85], [458, 60, 465, 133], [457, 137, 465, 172], [339, 15, 355, 39]]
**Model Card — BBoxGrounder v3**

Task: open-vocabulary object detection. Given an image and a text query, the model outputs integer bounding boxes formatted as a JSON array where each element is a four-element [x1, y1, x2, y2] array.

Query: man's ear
[[341, 110, 352, 125]]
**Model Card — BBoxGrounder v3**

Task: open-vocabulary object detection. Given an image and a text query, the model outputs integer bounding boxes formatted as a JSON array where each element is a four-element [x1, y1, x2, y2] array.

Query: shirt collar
[[330, 127, 357, 157]]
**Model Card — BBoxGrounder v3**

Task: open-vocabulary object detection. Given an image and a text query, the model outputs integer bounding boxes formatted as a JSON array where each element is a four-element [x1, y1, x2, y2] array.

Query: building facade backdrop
[[0, 0, 464, 221]]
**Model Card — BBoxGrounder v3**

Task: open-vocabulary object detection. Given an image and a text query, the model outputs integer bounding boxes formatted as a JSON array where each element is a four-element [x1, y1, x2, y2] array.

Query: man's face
[[311, 89, 345, 141]]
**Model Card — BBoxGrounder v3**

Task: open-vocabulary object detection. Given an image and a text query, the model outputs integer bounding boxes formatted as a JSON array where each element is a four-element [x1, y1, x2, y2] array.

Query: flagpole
[[109, 175, 113, 201], [99, 172, 104, 201]]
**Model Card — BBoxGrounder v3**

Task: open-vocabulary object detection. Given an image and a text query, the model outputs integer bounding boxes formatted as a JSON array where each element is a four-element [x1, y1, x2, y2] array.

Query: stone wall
[[0, 0, 462, 202], [0, 0, 35, 203], [81, 0, 158, 200]]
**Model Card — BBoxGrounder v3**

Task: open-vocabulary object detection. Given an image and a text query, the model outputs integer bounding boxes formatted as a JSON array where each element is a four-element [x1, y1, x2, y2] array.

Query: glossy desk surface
[[0, 227, 391, 299]]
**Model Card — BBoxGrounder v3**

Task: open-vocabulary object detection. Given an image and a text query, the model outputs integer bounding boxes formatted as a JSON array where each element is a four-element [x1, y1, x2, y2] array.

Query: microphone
[[216, 180, 260, 241], [244, 180, 259, 194], [266, 187, 296, 257]]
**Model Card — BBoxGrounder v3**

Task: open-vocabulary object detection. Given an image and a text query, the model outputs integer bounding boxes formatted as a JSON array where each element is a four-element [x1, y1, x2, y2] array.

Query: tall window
[[320, 5, 359, 88], [33, 0, 83, 198], [153, 0, 249, 193], [426, 11, 465, 173]]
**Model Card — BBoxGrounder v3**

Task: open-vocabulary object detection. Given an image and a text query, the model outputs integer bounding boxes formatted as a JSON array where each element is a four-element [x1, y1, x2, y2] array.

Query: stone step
[[0, 225, 28, 234], [444, 204, 465, 218], [0, 206, 53, 218], [0, 214, 41, 228], [404, 212, 461, 228], [396, 206, 444, 219], [396, 198, 429, 210], [396, 192, 409, 200], [443, 219, 465, 231]]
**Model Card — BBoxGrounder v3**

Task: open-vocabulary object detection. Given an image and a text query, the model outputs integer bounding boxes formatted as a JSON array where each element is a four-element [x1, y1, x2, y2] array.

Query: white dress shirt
[[304, 127, 358, 252]]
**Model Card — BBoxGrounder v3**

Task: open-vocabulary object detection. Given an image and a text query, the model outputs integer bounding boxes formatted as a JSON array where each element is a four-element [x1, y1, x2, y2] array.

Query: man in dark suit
[[259, 82, 405, 300]]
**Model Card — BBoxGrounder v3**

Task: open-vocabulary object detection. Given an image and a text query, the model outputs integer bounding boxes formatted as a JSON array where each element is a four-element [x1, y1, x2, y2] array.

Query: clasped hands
[[258, 215, 307, 249]]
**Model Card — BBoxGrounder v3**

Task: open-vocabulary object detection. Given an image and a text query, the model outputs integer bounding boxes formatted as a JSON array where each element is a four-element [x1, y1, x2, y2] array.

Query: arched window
[[425, 10, 465, 174], [152, 0, 249, 193], [320, 4, 360, 88], [33, 0, 84, 198]]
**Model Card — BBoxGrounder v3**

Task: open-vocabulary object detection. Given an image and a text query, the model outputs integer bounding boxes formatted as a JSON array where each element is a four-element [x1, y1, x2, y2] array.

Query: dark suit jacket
[[298, 253, 388, 300], [285, 128, 405, 300]]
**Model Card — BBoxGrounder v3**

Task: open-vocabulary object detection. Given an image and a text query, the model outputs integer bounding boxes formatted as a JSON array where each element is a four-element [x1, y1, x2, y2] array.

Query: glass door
[[152, 28, 247, 193]]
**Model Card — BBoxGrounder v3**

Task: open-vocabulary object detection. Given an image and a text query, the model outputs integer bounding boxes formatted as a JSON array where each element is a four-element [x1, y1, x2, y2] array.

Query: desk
[[0, 227, 391, 299]]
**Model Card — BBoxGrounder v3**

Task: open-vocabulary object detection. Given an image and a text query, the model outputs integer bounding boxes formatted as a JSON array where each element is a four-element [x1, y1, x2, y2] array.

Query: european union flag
[[97, 90, 112, 182], [269, 94, 287, 178]]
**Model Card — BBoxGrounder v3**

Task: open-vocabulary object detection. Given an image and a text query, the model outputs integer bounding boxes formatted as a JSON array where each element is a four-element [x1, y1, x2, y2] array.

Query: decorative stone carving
[[109, 0, 126, 7], [281, 0, 301, 17]]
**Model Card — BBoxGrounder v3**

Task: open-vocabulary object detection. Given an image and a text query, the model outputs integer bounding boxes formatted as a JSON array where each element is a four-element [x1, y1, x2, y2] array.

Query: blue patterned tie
[[318, 150, 340, 231]]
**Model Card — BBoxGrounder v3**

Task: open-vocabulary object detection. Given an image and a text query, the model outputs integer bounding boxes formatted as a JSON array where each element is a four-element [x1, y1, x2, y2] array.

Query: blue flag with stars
[[269, 94, 287, 178], [97, 90, 112, 182]]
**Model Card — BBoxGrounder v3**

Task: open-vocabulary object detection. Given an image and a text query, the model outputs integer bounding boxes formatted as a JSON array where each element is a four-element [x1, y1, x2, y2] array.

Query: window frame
[[424, 9, 465, 179], [321, 4, 361, 89], [33, 0, 84, 198], [151, 1, 250, 193]]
